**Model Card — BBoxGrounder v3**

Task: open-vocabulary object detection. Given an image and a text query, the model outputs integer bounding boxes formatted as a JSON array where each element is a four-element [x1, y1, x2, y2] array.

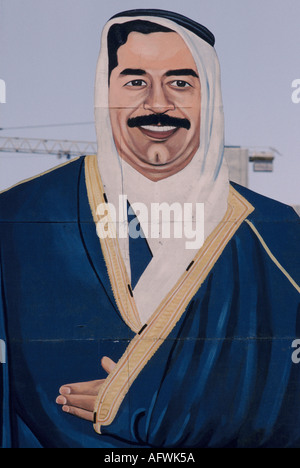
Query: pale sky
[[0, 0, 299, 205]]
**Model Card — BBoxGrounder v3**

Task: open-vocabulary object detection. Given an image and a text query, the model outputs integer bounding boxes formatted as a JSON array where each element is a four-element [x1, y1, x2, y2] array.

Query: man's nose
[[143, 84, 175, 114]]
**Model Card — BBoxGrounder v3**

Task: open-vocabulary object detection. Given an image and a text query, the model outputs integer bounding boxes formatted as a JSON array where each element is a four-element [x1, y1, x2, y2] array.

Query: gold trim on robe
[[84, 154, 255, 434], [85, 154, 142, 333], [245, 219, 300, 293]]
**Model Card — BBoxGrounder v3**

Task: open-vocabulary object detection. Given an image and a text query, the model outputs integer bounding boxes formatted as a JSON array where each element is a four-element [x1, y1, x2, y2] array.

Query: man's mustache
[[127, 114, 191, 130]]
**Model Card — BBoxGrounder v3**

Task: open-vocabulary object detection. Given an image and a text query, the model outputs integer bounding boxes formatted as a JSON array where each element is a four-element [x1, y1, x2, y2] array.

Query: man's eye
[[170, 80, 191, 88], [125, 80, 147, 87]]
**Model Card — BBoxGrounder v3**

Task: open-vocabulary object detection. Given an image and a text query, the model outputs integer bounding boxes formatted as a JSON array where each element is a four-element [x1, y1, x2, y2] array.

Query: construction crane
[[0, 136, 277, 167], [0, 136, 278, 190], [0, 136, 97, 159]]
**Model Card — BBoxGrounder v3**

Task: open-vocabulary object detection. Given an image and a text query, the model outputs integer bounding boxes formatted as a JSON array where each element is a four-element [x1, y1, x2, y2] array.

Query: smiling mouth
[[138, 125, 180, 140]]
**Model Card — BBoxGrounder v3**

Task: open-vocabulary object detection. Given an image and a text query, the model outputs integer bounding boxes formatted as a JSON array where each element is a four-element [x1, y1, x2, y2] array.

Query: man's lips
[[127, 114, 191, 139], [138, 125, 180, 140]]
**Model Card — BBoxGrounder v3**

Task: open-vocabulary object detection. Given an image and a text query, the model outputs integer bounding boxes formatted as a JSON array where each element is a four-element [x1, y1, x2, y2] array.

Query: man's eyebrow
[[120, 68, 146, 76], [165, 69, 199, 78]]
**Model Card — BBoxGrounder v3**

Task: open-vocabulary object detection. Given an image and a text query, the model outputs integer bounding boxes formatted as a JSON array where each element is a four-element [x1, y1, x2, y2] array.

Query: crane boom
[[0, 136, 97, 158], [0, 137, 276, 178]]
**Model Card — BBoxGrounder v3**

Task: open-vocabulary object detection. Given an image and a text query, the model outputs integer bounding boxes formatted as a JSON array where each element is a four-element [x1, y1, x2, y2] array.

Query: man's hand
[[56, 356, 116, 422]]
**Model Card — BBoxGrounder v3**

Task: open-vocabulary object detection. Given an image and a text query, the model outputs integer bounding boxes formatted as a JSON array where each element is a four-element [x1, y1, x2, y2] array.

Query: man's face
[[109, 31, 201, 181]]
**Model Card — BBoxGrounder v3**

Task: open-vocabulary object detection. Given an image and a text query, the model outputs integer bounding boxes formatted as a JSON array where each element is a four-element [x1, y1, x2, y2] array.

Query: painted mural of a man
[[0, 10, 299, 448]]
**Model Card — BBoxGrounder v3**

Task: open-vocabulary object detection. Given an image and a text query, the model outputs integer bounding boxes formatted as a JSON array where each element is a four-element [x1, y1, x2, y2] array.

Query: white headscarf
[[94, 15, 229, 324]]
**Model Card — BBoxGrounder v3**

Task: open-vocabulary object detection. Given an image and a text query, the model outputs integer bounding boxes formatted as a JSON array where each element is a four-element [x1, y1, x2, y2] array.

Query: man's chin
[[144, 145, 178, 166], [122, 153, 193, 181], [117, 142, 198, 180]]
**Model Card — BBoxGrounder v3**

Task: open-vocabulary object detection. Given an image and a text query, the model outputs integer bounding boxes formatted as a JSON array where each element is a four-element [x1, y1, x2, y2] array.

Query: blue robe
[[0, 155, 299, 448]]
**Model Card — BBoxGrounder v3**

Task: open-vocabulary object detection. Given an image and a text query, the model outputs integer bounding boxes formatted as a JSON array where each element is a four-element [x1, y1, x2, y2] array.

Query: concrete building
[[224, 146, 249, 187]]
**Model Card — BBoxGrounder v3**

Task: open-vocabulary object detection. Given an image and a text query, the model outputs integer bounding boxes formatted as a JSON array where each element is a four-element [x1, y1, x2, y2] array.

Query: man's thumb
[[101, 356, 117, 374]]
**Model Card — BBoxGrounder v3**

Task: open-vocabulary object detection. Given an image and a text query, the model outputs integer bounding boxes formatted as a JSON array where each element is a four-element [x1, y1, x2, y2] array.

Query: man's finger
[[101, 356, 117, 374], [62, 405, 94, 422], [56, 394, 96, 413], [59, 379, 105, 396]]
